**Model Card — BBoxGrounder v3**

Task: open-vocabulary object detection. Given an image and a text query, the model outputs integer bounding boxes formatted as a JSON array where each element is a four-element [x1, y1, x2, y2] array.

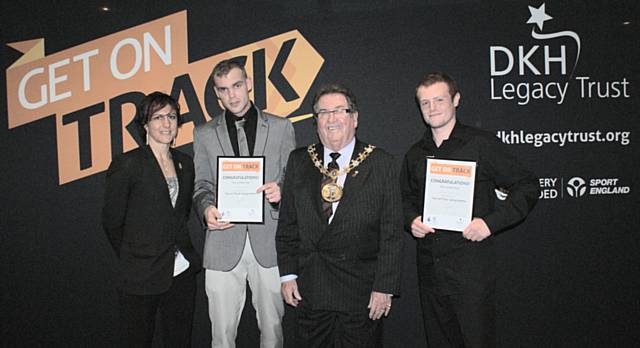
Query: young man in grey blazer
[[193, 59, 296, 348]]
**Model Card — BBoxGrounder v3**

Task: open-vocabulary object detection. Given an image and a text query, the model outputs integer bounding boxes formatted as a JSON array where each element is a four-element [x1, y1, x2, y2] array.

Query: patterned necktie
[[321, 152, 341, 221], [235, 118, 250, 156]]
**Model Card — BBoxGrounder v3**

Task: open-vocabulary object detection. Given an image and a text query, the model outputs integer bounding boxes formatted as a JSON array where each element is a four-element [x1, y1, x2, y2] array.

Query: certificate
[[216, 156, 265, 223], [422, 158, 476, 232]]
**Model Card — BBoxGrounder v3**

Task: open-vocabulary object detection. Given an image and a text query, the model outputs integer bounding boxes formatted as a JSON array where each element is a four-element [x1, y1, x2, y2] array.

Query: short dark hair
[[416, 72, 459, 99], [211, 59, 248, 83], [311, 83, 359, 115], [135, 92, 181, 138]]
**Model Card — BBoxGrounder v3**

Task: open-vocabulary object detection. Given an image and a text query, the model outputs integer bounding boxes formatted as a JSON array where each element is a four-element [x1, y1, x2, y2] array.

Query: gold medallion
[[308, 143, 376, 203], [321, 182, 343, 202]]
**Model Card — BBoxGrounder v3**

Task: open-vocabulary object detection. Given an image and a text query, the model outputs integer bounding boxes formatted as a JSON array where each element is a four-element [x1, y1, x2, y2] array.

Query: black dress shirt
[[400, 121, 539, 296], [225, 103, 258, 156]]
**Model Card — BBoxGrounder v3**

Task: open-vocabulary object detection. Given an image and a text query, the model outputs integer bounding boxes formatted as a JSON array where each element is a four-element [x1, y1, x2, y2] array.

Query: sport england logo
[[489, 3, 631, 105], [5, 11, 323, 185], [566, 177, 587, 198]]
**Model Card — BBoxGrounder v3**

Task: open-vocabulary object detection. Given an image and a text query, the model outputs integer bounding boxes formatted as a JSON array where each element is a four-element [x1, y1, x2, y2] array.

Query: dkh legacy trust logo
[[489, 3, 631, 105], [538, 176, 630, 199], [5, 11, 324, 184]]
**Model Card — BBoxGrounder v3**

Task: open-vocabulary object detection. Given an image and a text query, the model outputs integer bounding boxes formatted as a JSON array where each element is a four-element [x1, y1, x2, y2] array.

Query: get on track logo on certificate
[[422, 158, 476, 232], [216, 156, 265, 224]]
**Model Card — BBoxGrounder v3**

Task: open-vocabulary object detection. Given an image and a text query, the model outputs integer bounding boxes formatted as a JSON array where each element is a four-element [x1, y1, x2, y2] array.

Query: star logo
[[527, 3, 553, 30], [525, 3, 581, 78]]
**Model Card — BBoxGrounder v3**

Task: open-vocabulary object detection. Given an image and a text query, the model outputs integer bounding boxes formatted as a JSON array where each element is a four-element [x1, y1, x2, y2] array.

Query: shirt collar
[[423, 120, 466, 147], [225, 102, 257, 123], [323, 137, 356, 169]]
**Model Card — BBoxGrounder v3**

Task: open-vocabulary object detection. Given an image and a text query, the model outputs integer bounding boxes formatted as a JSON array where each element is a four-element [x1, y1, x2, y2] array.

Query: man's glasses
[[316, 108, 352, 118]]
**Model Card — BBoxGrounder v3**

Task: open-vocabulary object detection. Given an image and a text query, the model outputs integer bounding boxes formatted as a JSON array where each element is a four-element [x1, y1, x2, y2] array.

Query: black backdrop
[[1, 1, 639, 347]]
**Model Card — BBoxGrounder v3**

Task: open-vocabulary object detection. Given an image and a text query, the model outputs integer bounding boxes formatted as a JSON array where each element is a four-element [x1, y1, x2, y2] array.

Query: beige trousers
[[205, 235, 284, 348]]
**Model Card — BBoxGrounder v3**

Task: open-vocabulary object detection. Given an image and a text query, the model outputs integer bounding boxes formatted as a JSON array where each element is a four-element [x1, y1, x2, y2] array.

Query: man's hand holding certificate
[[217, 157, 265, 223], [422, 158, 476, 232]]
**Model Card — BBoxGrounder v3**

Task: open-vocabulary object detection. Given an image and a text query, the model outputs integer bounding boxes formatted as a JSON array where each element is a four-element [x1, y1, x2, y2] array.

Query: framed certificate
[[216, 156, 265, 223], [422, 158, 476, 232]]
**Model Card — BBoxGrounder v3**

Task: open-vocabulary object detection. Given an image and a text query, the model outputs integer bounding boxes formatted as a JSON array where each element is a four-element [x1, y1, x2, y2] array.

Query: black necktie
[[321, 152, 341, 221]]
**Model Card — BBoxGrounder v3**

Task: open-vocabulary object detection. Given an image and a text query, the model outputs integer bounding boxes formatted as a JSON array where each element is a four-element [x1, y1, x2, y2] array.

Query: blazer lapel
[[253, 109, 269, 155], [329, 140, 371, 225], [213, 113, 234, 156], [297, 144, 327, 245], [311, 144, 326, 225], [143, 146, 173, 210], [170, 148, 185, 212]]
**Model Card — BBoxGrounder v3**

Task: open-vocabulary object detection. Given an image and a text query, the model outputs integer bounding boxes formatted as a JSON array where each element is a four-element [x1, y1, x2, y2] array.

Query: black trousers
[[117, 271, 196, 348], [295, 302, 383, 348], [418, 286, 495, 348]]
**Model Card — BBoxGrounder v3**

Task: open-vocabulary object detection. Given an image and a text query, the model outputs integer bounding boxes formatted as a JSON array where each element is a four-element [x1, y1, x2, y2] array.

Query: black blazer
[[102, 146, 201, 295], [276, 140, 404, 312]]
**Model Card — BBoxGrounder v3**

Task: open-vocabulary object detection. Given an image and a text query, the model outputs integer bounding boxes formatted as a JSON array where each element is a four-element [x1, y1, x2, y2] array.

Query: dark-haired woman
[[102, 92, 201, 347]]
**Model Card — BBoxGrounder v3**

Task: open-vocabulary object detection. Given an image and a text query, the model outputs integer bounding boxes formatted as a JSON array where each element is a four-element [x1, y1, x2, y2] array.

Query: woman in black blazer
[[102, 92, 201, 347]]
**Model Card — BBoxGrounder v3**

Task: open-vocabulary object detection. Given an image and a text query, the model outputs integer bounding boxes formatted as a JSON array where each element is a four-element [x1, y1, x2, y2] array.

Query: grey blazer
[[193, 109, 296, 271]]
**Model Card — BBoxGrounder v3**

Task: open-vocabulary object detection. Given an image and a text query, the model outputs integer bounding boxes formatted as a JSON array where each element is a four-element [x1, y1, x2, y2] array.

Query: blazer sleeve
[[102, 155, 134, 255], [275, 151, 301, 277], [193, 125, 217, 223], [277, 120, 297, 188], [373, 155, 404, 295]]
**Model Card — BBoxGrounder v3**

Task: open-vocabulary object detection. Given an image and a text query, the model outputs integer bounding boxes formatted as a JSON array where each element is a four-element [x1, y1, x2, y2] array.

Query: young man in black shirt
[[400, 72, 539, 347]]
